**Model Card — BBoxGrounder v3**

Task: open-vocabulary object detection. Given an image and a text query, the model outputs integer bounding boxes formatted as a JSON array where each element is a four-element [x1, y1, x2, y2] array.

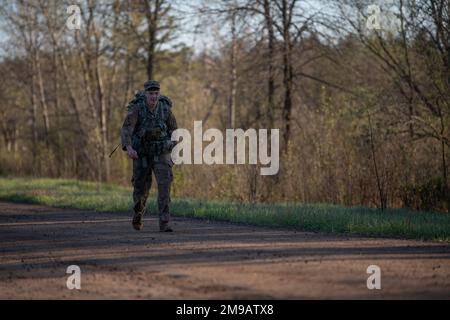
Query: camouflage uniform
[[121, 80, 177, 232]]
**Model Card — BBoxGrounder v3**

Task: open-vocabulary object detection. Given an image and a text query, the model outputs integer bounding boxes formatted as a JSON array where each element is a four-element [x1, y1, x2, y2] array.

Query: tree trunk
[[281, 0, 294, 153], [95, 57, 110, 181], [263, 0, 275, 129], [144, 0, 160, 80], [30, 47, 38, 162], [368, 110, 386, 210], [228, 10, 237, 129], [36, 49, 50, 148], [52, 45, 63, 177]]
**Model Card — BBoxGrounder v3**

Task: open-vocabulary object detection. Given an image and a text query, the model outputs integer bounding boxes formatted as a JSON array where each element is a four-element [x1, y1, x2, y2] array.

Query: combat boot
[[159, 221, 173, 232], [132, 211, 144, 231]]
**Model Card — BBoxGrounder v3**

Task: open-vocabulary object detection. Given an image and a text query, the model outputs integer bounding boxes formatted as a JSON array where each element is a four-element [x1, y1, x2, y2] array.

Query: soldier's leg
[[131, 157, 152, 230], [153, 154, 174, 232]]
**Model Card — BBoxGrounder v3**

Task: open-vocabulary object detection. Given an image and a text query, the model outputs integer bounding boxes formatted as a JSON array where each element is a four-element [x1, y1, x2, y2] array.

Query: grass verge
[[0, 177, 449, 241]]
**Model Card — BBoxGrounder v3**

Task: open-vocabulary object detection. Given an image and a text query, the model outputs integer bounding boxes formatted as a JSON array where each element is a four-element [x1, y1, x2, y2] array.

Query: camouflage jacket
[[120, 91, 177, 156]]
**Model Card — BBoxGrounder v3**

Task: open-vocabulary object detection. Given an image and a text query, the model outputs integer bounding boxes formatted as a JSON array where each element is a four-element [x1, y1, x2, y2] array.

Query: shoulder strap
[[159, 95, 172, 108], [158, 95, 172, 121]]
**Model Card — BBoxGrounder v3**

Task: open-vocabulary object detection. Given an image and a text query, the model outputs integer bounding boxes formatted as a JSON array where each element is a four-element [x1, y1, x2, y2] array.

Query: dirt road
[[0, 201, 449, 299]]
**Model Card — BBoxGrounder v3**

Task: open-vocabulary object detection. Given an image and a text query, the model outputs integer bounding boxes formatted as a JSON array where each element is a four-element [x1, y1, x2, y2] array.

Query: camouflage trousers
[[132, 152, 173, 223]]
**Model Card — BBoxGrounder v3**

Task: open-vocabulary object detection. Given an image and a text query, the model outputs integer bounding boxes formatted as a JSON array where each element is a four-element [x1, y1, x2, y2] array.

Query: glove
[[163, 140, 176, 152]]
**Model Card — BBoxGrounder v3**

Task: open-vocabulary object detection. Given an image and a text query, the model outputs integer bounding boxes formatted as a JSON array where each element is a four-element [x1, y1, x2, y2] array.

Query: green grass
[[1, 177, 449, 241]]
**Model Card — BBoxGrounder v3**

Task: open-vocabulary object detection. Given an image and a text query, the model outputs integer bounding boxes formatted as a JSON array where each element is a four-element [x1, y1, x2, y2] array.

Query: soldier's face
[[145, 90, 160, 107]]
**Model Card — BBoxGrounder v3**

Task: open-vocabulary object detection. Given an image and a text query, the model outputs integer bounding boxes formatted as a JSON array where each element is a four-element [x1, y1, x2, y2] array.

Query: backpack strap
[[158, 95, 172, 121]]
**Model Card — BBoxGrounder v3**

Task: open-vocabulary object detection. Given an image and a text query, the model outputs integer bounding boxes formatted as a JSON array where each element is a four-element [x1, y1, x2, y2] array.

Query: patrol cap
[[144, 80, 160, 91]]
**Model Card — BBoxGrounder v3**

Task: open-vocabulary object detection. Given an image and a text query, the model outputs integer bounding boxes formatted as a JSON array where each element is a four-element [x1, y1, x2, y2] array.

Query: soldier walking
[[121, 80, 177, 232]]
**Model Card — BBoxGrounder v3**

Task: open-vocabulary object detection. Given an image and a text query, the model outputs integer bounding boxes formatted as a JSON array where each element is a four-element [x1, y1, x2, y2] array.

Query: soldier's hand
[[126, 145, 138, 160], [164, 140, 176, 152]]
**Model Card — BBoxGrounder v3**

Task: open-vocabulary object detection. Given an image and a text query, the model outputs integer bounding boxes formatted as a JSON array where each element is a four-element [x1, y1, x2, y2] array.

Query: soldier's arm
[[120, 106, 139, 151]]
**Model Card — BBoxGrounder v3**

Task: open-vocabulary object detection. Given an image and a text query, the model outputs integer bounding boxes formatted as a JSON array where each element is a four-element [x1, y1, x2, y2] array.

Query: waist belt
[[140, 139, 167, 157]]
